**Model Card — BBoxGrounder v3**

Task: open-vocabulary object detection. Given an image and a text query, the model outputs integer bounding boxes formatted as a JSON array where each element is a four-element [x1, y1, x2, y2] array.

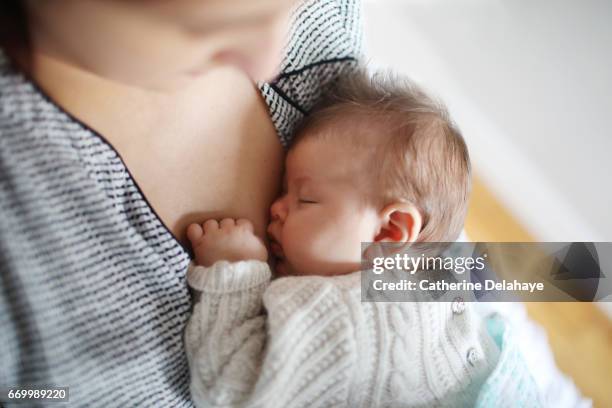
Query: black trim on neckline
[[269, 83, 307, 115], [275, 56, 356, 80]]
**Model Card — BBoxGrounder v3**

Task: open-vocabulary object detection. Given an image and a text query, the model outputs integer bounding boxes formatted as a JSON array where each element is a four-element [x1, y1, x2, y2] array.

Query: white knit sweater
[[185, 260, 500, 408]]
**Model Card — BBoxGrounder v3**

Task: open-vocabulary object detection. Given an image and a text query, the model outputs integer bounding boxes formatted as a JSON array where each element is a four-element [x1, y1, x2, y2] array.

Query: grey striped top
[[0, 1, 362, 406]]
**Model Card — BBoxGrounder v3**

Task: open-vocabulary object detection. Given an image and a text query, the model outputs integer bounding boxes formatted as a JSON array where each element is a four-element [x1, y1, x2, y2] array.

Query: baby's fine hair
[[292, 67, 471, 243]]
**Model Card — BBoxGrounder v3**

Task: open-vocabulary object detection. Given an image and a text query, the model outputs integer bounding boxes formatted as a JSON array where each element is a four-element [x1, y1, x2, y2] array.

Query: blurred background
[[362, 0, 611, 405]]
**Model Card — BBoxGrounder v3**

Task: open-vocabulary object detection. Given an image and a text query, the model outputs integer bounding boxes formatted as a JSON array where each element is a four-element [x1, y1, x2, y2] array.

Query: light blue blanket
[[475, 313, 544, 407]]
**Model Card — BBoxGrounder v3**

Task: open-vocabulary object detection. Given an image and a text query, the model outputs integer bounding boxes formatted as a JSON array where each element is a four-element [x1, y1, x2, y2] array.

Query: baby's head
[[267, 69, 470, 277]]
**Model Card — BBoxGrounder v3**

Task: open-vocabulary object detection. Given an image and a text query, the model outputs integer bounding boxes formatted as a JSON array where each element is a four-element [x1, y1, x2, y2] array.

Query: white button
[[452, 297, 466, 314], [466, 347, 480, 366]]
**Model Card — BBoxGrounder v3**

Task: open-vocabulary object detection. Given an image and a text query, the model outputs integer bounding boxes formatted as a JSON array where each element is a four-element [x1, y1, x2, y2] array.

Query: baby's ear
[[374, 202, 422, 244]]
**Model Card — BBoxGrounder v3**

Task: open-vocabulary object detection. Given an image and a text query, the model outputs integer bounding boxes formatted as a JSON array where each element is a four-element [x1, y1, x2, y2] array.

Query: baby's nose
[[270, 197, 287, 223]]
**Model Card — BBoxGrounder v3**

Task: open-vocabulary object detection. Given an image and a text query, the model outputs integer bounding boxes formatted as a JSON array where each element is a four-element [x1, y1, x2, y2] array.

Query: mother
[[0, 0, 361, 405]]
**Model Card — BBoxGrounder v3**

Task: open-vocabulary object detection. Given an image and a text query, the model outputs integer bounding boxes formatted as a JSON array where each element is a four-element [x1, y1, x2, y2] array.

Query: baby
[[183, 69, 500, 408]]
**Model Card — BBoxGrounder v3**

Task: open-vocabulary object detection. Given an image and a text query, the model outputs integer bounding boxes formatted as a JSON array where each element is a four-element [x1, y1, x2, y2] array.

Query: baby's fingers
[[219, 218, 236, 230], [236, 218, 254, 233], [203, 219, 219, 233], [186, 223, 203, 244]]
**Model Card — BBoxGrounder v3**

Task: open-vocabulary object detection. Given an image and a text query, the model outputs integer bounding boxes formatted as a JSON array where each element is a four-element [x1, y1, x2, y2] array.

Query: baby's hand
[[187, 218, 268, 267]]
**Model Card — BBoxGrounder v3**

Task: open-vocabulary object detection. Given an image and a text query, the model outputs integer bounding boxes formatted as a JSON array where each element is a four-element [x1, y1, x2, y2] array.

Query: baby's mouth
[[269, 240, 285, 260], [269, 241, 288, 277]]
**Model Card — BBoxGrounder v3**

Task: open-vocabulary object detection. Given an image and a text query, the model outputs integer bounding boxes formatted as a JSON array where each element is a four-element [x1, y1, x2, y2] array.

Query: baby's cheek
[[284, 217, 352, 274], [281, 232, 323, 275], [308, 229, 351, 263], [288, 239, 319, 269]]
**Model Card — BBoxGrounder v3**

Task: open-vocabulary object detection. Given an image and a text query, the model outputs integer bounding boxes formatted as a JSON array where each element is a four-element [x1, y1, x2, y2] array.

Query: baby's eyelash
[[298, 199, 317, 204]]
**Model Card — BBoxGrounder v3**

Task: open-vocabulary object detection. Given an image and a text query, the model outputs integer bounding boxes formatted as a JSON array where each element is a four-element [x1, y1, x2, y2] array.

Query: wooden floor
[[465, 175, 612, 408]]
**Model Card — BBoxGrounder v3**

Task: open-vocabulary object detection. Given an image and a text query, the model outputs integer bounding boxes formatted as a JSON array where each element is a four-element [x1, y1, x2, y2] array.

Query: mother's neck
[[29, 52, 180, 139]]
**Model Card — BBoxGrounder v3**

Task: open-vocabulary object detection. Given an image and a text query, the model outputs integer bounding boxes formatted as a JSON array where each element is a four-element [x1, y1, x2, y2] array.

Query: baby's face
[[267, 138, 380, 276]]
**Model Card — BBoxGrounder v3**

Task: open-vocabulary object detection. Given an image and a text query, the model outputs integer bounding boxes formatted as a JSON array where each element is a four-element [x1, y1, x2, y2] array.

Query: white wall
[[363, 0, 612, 242]]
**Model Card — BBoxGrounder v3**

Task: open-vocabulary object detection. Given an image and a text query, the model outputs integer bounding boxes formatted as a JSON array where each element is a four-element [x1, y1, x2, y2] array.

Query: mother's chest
[[106, 69, 285, 245]]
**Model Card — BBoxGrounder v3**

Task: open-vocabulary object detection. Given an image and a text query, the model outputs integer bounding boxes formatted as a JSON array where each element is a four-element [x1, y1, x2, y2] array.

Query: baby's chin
[[273, 257, 360, 278], [273, 259, 289, 277], [273, 258, 303, 277], [273, 257, 311, 278]]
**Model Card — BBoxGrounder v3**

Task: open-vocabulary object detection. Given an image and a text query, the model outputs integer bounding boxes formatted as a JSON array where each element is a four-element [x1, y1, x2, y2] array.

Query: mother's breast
[[123, 66, 286, 246]]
